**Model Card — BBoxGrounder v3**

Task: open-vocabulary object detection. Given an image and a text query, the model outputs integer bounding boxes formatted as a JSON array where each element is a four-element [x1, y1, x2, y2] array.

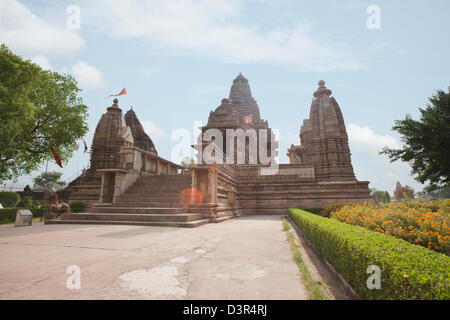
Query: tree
[[32, 171, 66, 191], [181, 157, 196, 168], [383, 191, 391, 203], [416, 186, 450, 201], [0, 45, 88, 182], [371, 189, 391, 204], [393, 182, 415, 201], [381, 89, 450, 191]]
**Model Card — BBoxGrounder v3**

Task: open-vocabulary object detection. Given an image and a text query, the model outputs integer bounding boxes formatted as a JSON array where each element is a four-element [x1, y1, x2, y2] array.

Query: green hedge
[[70, 201, 86, 213], [0, 208, 18, 224], [0, 192, 20, 207], [289, 208, 450, 300], [300, 207, 323, 215]]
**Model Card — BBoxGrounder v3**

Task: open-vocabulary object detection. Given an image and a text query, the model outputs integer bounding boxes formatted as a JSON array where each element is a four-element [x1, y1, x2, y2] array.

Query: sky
[[1, 0, 449, 194]]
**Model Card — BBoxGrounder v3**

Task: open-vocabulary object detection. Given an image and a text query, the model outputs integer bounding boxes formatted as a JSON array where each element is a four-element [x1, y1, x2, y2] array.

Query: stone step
[[61, 212, 203, 222], [46, 218, 210, 228], [135, 176, 190, 181], [117, 193, 181, 201], [90, 207, 186, 214], [134, 179, 190, 184], [132, 183, 190, 187], [127, 186, 190, 191], [112, 202, 183, 207], [69, 193, 100, 200], [209, 216, 234, 223]]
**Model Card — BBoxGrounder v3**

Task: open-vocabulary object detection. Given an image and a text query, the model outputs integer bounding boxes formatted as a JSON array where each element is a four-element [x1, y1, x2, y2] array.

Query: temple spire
[[229, 73, 253, 105], [313, 80, 332, 98]]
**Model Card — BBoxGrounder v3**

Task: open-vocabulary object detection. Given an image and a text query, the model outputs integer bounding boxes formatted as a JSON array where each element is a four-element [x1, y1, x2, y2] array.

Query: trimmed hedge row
[[0, 208, 18, 224], [289, 208, 450, 300], [300, 207, 323, 215], [0, 192, 20, 207]]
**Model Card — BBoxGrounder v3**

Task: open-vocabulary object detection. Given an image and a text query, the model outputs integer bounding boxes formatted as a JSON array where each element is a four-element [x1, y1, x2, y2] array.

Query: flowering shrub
[[330, 200, 450, 255], [320, 203, 347, 218], [289, 208, 450, 300]]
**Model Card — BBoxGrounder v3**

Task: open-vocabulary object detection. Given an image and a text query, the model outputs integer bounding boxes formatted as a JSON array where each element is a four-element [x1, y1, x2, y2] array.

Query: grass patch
[[282, 220, 327, 300]]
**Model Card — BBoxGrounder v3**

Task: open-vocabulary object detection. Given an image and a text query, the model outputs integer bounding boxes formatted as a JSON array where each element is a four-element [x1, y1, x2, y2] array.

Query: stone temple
[[49, 75, 371, 227]]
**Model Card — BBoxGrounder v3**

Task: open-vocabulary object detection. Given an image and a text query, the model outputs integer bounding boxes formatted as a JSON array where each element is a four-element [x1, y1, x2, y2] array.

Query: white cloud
[[29, 55, 52, 70], [71, 60, 106, 90], [79, 0, 361, 72], [347, 123, 423, 193], [142, 120, 165, 143], [347, 122, 400, 154], [1, 0, 85, 57]]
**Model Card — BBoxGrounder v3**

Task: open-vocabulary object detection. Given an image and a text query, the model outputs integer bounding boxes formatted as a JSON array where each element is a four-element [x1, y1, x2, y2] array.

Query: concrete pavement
[[0, 215, 307, 299]]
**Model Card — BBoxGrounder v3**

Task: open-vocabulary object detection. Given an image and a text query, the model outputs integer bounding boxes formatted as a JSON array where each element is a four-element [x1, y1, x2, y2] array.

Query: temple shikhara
[[49, 75, 371, 227]]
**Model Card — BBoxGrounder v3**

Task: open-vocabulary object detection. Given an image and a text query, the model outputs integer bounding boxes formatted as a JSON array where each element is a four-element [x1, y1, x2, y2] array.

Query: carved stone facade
[[90, 99, 134, 171], [187, 75, 371, 219], [125, 108, 157, 155], [195, 73, 277, 165], [68, 99, 182, 208], [287, 80, 355, 182], [58, 75, 371, 227]]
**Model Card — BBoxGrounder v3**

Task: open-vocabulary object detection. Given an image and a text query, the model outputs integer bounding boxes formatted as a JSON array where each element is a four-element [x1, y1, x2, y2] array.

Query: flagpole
[[44, 159, 49, 192]]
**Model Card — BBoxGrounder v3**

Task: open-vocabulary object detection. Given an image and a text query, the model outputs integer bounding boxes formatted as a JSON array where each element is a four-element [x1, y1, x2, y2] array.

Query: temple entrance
[[102, 173, 115, 203]]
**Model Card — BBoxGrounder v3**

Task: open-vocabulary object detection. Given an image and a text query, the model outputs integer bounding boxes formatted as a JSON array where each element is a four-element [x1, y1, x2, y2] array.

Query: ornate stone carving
[[288, 81, 356, 182], [125, 108, 157, 155], [44, 190, 69, 219]]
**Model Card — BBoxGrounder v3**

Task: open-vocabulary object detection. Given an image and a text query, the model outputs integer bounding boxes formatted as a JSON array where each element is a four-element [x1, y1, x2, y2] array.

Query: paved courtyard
[[0, 215, 306, 300]]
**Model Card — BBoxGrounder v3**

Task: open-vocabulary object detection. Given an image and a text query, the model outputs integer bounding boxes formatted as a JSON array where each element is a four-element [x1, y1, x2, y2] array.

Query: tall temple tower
[[90, 98, 134, 171], [196, 73, 277, 165], [287, 80, 356, 182]]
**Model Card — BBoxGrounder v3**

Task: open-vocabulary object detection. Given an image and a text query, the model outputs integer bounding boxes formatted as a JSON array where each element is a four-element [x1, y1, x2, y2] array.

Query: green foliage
[[0, 191, 20, 207], [28, 200, 47, 218], [70, 201, 86, 213], [381, 89, 450, 191], [0, 208, 18, 224], [417, 186, 450, 201], [181, 157, 196, 168], [371, 189, 391, 205], [320, 203, 346, 218], [300, 207, 323, 215], [0, 45, 89, 181], [20, 195, 33, 208], [33, 171, 66, 191], [289, 208, 450, 300]]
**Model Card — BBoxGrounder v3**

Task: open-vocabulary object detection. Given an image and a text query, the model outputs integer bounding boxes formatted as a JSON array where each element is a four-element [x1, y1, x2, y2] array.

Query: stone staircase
[[48, 174, 211, 228], [68, 174, 102, 206]]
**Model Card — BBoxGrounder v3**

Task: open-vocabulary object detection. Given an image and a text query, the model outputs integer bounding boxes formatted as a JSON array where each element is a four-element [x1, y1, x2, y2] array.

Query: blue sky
[[1, 0, 449, 193]]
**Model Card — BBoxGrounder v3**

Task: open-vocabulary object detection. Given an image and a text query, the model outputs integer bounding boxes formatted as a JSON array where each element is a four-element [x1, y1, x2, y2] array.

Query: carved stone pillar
[[207, 167, 217, 203]]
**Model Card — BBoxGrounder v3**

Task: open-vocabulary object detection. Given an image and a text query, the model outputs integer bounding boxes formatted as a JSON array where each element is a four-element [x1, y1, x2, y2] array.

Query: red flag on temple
[[107, 88, 127, 98], [50, 144, 63, 168], [83, 139, 88, 153]]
